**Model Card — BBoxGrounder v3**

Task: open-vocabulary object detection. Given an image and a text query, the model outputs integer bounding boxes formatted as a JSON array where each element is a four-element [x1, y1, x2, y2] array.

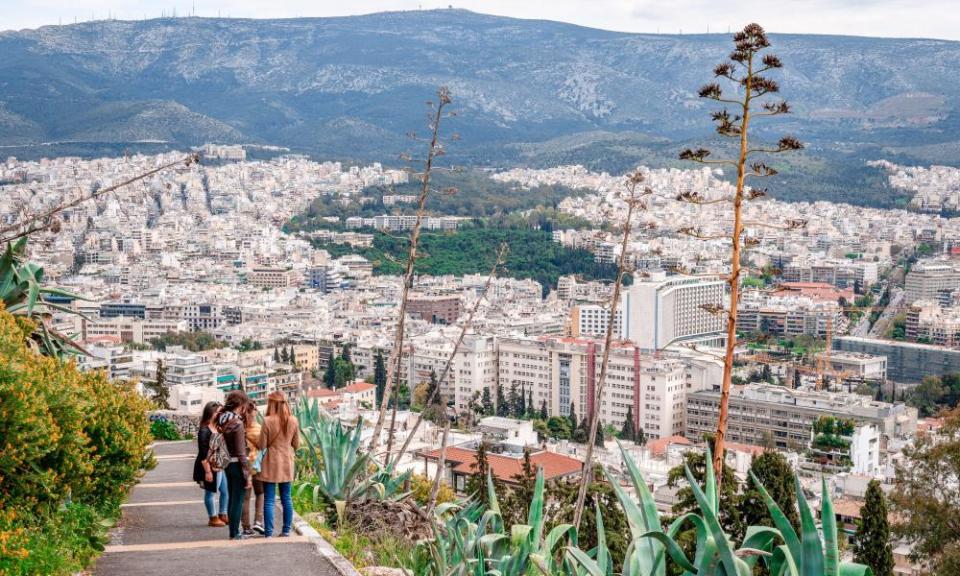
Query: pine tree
[[742, 451, 799, 532], [539, 399, 548, 420], [374, 351, 387, 404], [621, 405, 635, 442], [481, 387, 494, 416], [280, 346, 290, 363], [853, 480, 894, 576], [568, 401, 578, 430], [496, 383, 508, 417], [273, 347, 281, 363]]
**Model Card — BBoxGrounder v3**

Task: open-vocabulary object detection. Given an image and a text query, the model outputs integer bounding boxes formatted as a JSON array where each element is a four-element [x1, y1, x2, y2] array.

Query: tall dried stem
[[389, 244, 507, 468], [368, 87, 454, 460], [572, 170, 652, 529], [679, 24, 802, 485]]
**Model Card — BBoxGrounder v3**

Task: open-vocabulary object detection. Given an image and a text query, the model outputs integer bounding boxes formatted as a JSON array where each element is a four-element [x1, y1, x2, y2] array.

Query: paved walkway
[[95, 440, 347, 576]]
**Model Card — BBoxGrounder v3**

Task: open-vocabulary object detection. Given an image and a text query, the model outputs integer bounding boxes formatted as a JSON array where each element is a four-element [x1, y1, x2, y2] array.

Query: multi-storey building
[[905, 299, 960, 345], [904, 260, 960, 304], [619, 271, 725, 350], [80, 316, 189, 344], [686, 383, 917, 449], [407, 294, 462, 325], [738, 290, 842, 338], [248, 267, 300, 288], [165, 354, 216, 388], [305, 265, 344, 293], [496, 336, 693, 438], [569, 304, 621, 337]]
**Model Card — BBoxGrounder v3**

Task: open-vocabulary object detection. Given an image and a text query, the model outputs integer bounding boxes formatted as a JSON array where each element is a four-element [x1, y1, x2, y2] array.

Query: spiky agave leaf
[[795, 477, 824, 576]]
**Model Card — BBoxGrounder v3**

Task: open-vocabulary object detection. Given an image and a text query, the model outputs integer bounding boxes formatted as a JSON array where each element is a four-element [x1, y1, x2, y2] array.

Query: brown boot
[[208, 516, 226, 527], [219, 514, 228, 524]]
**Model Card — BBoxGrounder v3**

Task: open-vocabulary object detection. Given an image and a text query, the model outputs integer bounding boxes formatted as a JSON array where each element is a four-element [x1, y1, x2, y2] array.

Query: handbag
[[252, 447, 267, 474]]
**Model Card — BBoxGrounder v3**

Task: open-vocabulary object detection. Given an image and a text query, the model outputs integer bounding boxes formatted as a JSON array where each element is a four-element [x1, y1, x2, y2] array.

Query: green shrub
[[0, 305, 152, 574], [150, 417, 182, 441]]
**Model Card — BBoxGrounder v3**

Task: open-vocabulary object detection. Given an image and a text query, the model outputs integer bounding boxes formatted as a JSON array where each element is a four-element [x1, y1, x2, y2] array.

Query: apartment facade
[[686, 383, 917, 449]]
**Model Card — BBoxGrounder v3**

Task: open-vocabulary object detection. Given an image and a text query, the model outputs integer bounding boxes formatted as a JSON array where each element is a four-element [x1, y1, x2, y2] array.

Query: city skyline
[[6, 0, 960, 41]]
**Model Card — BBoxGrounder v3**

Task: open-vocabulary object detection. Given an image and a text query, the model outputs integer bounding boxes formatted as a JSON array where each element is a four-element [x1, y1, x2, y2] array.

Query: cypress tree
[[792, 368, 801, 389], [539, 399, 548, 420], [527, 390, 534, 418], [496, 383, 508, 417], [595, 423, 605, 447], [518, 383, 527, 417], [481, 387, 494, 416], [273, 347, 281, 363], [621, 405, 636, 442], [341, 344, 352, 363], [853, 480, 894, 576], [323, 360, 336, 389], [280, 346, 290, 363], [568, 401, 578, 430], [373, 351, 387, 403]]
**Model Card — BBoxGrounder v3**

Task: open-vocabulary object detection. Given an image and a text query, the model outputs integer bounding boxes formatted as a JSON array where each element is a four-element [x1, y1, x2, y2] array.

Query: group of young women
[[193, 389, 300, 540]]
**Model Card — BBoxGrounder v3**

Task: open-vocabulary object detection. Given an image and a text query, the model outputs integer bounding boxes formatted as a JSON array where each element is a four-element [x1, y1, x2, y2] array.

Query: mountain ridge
[[1, 9, 959, 206]]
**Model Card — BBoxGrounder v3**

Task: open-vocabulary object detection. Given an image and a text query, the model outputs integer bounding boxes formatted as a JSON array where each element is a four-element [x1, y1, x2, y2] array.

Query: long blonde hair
[[266, 391, 292, 436]]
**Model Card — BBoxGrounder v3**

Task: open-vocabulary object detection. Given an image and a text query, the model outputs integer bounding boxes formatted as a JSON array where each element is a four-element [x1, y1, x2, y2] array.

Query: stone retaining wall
[[149, 410, 200, 438]]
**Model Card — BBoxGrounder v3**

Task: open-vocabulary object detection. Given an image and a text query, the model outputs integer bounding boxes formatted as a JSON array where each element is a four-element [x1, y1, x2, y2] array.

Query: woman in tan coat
[[258, 391, 299, 537]]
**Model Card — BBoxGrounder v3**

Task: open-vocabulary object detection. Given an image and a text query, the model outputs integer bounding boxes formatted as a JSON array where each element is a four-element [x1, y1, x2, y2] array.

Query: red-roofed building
[[305, 381, 377, 410], [418, 445, 583, 493], [776, 282, 855, 303]]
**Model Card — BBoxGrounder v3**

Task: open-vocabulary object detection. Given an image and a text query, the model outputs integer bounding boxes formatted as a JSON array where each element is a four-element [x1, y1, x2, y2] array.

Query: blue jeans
[[203, 470, 229, 517], [263, 481, 293, 537]]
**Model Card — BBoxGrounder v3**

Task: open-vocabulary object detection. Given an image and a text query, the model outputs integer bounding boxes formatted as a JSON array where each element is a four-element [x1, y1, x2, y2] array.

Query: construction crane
[[741, 302, 890, 391]]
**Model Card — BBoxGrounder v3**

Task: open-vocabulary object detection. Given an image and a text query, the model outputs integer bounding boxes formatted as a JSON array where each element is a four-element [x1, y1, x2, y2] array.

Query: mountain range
[[2, 9, 960, 206]]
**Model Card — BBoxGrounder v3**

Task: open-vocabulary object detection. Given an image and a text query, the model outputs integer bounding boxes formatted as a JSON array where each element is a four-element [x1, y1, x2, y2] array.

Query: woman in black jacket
[[194, 401, 228, 527]]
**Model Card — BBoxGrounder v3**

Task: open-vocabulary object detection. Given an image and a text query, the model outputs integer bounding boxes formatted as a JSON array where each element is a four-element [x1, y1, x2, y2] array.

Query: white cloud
[[3, 0, 957, 40]]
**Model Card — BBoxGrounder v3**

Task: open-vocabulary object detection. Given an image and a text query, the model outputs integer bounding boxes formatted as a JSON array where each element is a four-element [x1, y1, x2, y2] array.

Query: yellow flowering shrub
[[0, 304, 152, 573]]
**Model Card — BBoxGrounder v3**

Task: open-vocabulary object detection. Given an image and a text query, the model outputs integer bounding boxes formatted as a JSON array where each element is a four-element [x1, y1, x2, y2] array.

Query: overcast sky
[[4, 0, 957, 40]]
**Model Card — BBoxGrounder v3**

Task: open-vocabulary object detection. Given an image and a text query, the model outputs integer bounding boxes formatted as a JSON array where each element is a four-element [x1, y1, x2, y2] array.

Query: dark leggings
[[225, 462, 247, 538]]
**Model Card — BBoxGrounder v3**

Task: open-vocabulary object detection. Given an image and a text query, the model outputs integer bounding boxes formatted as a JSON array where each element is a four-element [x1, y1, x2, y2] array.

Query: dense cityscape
[[2, 6, 959, 576]]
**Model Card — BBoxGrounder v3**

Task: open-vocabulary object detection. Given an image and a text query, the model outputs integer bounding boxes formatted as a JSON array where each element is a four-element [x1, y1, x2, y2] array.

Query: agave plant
[[294, 398, 412, 522], [418, 469, 587, 576], [1, 238, 87, 358], [597, 440, 874, 576], [749, 473, 874, 576]]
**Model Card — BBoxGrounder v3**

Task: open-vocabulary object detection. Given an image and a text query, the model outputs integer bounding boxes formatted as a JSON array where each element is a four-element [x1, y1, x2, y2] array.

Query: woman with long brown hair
[[258, 391, 299, 537]]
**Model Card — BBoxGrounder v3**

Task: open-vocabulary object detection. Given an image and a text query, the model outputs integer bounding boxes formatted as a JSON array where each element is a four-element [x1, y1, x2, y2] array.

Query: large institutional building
[[619, 271, 725, 350]]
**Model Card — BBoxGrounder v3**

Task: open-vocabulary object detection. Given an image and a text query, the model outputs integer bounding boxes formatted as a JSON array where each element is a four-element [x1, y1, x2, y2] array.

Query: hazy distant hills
[[2, 9, 960, 205]]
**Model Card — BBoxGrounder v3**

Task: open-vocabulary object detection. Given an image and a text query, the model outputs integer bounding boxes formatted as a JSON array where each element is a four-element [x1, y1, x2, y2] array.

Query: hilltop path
[[94, 440, 350, 576]]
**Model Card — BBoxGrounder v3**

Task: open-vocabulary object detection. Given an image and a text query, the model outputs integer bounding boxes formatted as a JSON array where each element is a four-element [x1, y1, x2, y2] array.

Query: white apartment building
[[620, 271, 725, 350], [450, 334, 498, 413], [905, 261, 960, 304], [570, 304, 622, 337], [165, 354, 216, 387]]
